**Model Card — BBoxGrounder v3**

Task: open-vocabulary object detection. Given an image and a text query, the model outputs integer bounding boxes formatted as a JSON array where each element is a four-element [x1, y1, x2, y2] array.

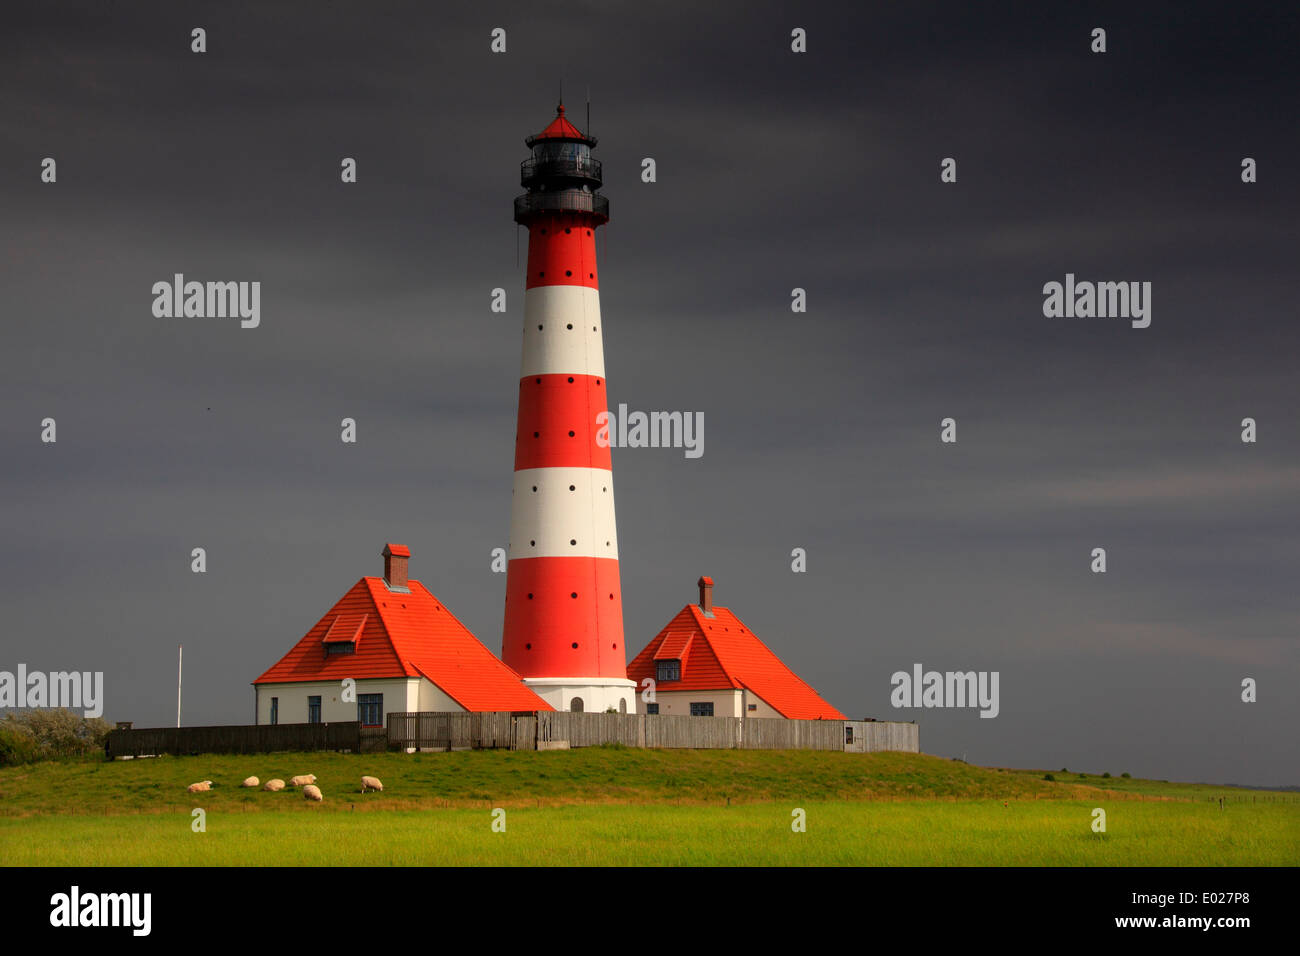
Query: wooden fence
[[105, 721, 362, 758], [743, 716, 844, 750], [104, 715, 919, 758], [539, 711, 644, 748], [845, 720, 919, 753], [385, 712, 537, 751], [643, 714, 742, 749], [387, 712, 918, 753]]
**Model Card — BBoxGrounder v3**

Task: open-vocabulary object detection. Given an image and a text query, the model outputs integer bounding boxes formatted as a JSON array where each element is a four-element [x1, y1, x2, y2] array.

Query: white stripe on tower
[[520, 285, 606, 378], [509, 466, 619, 560]]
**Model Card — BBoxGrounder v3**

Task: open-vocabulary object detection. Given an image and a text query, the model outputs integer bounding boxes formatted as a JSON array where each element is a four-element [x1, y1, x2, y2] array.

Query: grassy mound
[[0, 747, 1285, 818]]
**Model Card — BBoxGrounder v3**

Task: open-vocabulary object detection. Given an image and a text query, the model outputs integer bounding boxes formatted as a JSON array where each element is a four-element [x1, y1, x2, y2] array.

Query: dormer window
[[321, 612, 367, 656], [656, 660, 680, 682]]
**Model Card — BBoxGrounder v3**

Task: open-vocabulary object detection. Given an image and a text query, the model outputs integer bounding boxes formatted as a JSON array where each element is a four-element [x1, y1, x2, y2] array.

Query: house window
[[357, 693, 383, 727], [646, 703, 659, 715], [270, 697, 278, 725], [747, 704, 757, 712], [845, 726, 854, 745], [326, 642, 355, 655], [656, 660, 680, 682], [689, 702, 714, 717], [307, 696, 321, 724]]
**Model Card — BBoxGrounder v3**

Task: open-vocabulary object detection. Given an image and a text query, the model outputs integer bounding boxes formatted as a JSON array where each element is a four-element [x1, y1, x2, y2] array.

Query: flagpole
[[177, 645, 183, 728]]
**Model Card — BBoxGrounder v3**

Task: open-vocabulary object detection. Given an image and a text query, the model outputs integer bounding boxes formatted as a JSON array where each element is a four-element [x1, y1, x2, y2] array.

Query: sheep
[[302, 784, 323, 802], [360, 775, 383, 793], [241, 776, 259, 788], [262, 779, 286, 792], [288, 774, 317, 788], [186, 780, 213, 793]]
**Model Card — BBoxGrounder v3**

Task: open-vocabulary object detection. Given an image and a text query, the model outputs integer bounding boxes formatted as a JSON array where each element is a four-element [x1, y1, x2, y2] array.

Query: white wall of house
[[416, 678, 464, 712], [640, 689, 740, 717], [636, 687, 784, 718], [741, 688, 783, 718], [255, 677, 439, 726]]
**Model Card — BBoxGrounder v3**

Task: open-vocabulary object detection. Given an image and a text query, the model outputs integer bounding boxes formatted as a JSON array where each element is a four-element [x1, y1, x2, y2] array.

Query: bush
[[1121, 772, 1131, 778], [0, 723, 40, 766], [0, 709, 112, 764], [1060, 767, 1068, 773], [1043, 773, 1055, 781], [1102, 772, 1111, 778]]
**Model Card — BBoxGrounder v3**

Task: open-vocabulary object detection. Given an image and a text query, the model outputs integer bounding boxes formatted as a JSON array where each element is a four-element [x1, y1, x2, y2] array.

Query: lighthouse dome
[[525, 102, 596, 147], [515, 102, 607, 225]]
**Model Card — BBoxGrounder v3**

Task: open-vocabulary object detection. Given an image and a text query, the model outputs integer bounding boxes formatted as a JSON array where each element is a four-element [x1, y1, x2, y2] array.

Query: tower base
[[523, 677, 638, 714]]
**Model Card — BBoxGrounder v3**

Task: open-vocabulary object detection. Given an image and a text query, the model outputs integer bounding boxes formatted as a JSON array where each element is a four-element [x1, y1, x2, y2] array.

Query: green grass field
[[1, 749, 1295, 866]]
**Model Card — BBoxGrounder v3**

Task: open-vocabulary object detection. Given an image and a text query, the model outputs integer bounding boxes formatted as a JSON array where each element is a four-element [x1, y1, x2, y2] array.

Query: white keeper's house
[[626, 577, 845, 720], [252, 544, 551, 727]]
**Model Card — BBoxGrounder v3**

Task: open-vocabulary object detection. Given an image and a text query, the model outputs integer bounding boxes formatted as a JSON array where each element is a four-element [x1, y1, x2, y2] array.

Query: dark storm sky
[[2, 1, 1297, 786]]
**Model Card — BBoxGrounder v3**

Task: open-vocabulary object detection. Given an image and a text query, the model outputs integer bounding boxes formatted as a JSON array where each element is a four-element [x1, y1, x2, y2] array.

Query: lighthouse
[[501, 103, 636, 714]]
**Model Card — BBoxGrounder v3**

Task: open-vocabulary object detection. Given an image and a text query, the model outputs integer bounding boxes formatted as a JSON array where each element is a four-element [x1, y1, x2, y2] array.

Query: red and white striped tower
[[501, 103, 635, 714]]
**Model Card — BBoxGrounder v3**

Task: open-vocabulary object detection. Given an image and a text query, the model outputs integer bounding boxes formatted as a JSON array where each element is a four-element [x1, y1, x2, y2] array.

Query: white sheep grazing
[[241, 776, 259, 788], [288, 774, 316, 788], [262, 779, 286, 792], [186, 780, 213, 793], [302, 784, 323, 802], [360, 775, 383, 793]]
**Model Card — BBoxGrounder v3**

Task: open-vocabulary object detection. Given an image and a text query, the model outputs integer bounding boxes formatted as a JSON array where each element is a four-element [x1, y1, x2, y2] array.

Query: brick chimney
[[382, 543, 410, 591], [697, 575, 714, 616]]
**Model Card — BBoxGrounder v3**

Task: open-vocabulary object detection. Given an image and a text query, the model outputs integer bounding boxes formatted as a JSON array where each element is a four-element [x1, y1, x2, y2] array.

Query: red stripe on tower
[[513, 375, 612, 471], [502, 103, 635, 714]]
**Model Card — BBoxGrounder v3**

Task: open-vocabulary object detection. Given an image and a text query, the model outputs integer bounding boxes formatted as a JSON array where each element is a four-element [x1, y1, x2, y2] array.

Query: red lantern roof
[[526, 102, 594, 146]]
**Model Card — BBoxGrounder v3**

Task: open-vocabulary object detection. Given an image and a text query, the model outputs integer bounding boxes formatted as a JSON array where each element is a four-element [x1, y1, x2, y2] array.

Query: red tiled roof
[[254, 577, 552, 712], [627, 604, 845, 720]]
